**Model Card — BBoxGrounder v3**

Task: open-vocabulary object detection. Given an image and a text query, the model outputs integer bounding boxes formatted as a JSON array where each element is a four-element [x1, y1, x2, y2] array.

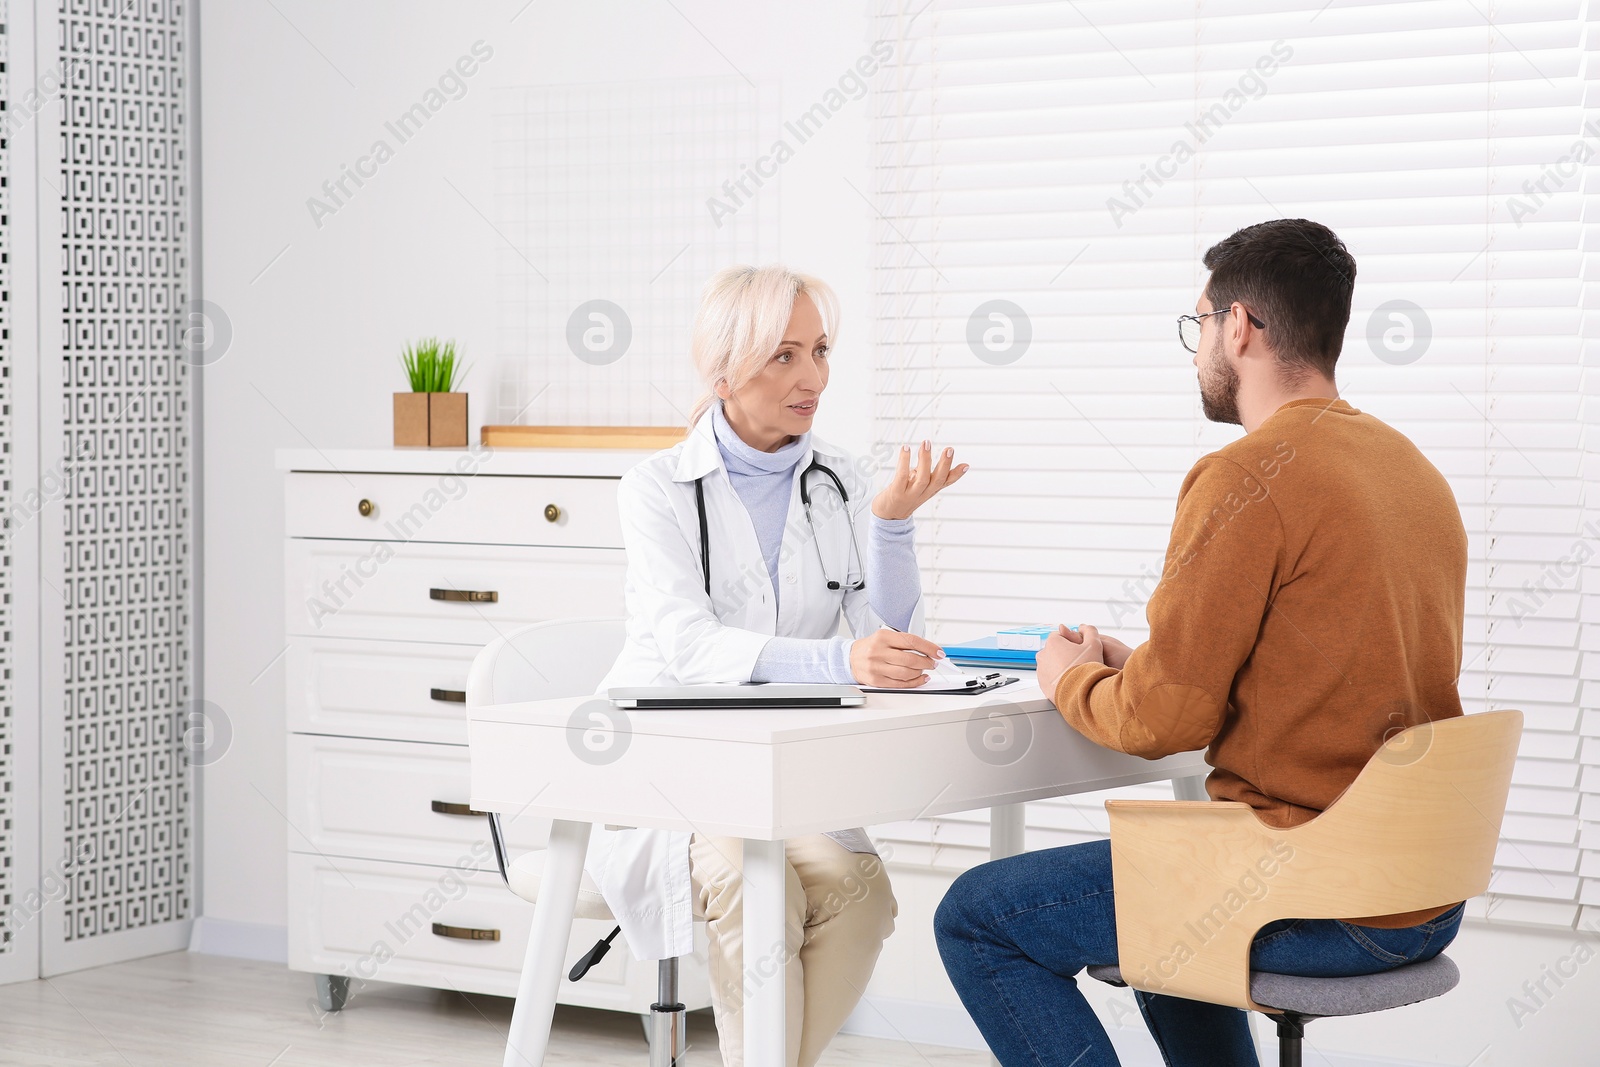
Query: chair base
[[1274, 1011, 1308, 1067], [649, 956, 687, 1067]]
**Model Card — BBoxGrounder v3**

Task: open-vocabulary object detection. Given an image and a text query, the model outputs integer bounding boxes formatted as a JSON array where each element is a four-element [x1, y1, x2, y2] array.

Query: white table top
[[469, 673, 1056, 744], [467, 672, 1210, 839]]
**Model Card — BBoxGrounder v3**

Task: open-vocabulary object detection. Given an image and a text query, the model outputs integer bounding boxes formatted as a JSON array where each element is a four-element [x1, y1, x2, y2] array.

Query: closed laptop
[[607, 684, 866, 709]]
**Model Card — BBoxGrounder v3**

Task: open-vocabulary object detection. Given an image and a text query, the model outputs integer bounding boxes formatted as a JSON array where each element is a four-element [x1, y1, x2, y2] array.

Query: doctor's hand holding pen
[[850, 629, 946, 688], [847, 439, 969, 688]]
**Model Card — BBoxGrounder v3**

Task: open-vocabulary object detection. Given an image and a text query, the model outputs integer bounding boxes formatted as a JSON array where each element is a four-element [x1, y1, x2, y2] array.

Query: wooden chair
[[1086, 710, 1522, 1067]]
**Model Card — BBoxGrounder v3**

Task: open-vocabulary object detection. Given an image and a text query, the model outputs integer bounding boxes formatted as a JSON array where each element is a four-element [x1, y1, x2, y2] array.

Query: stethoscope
[[694, 456, 866, 596]]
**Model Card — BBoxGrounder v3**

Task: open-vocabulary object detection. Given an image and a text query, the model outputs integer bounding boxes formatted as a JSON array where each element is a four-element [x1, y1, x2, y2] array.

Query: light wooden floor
[[0, 952, 989, 1066]]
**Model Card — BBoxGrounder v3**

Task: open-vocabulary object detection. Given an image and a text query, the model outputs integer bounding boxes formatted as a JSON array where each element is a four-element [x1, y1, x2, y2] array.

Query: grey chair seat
[[1085, 954, 1459, 1018]]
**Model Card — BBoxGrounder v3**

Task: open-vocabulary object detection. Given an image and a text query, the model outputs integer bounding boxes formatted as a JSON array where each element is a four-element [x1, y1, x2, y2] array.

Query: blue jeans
[[934, 840, 1464, 1067]]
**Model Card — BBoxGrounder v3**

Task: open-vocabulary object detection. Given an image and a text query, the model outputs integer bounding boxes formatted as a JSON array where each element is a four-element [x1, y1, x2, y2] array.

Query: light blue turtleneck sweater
[[710, 402, 921, 684]]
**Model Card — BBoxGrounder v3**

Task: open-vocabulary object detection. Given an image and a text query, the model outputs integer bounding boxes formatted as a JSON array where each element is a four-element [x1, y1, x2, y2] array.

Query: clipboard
[[860, 671, 1019, 695]]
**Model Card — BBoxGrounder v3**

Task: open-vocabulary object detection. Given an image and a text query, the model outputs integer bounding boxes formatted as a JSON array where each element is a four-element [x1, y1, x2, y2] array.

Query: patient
[[934, 219, 1470, 1067]]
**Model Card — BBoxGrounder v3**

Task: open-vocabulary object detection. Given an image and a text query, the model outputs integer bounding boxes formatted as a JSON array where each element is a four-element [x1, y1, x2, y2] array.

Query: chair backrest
[[466, 618, 628, 707], [1106, 709, 1523, 1012]]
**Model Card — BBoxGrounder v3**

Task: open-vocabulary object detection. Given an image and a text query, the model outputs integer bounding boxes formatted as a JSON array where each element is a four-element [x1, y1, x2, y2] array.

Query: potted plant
[[394, 337, 471, 447]]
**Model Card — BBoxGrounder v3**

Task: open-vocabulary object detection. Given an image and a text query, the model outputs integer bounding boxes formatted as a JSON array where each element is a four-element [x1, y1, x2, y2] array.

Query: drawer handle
[[430, 588, 499, 603], [431, 800, 488, 817], [544, 503, 561, 523], [432, 922, 500, 942], [430, 688, 467, 703], [358, 498, 375, 517]]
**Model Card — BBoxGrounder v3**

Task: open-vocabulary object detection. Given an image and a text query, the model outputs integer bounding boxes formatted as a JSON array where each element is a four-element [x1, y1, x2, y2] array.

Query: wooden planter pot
[[394, 392, 468, 448]]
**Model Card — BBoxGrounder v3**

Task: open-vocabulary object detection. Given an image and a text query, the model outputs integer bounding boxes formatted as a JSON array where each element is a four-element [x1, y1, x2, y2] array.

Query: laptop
[[607, 684, 866, 709]]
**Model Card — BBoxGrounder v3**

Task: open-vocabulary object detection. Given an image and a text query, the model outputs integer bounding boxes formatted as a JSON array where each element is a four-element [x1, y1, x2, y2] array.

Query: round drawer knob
[[358, 498, 375, 517], [544, 503, 561, 523]]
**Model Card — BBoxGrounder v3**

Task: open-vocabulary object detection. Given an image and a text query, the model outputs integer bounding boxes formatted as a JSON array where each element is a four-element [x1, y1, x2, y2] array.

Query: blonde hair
[[687, 265, 840, 426]]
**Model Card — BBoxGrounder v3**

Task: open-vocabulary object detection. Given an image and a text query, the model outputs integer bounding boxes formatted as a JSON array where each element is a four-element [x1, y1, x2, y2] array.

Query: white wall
[[196, 0, 875, 951], [197, 2, 1600, 1063]]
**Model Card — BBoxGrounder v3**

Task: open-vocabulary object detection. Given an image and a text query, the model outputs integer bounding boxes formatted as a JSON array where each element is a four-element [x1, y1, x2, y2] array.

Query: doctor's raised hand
[[872, 439, 970, 520], [849, 439, 970, 687]]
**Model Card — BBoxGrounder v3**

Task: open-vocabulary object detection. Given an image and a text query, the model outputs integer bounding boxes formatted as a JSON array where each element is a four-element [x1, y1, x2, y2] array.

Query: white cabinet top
[[275, 447, 654, 478]]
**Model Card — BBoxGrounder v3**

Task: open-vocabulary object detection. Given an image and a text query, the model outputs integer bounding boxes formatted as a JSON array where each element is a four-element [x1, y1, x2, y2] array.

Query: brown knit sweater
[[1053, 397, 1468, 928]]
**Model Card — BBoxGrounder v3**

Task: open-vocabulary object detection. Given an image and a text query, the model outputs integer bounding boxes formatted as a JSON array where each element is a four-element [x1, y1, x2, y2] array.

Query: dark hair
[[1202, 219, 1356, 381]]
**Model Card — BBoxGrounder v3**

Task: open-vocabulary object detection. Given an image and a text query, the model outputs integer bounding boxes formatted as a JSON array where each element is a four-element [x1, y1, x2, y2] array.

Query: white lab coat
[[589, 411, 925, 960]]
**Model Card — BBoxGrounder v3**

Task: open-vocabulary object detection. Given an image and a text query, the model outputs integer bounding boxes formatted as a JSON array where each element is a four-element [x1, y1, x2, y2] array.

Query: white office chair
[[467, 618, 708, 1066]]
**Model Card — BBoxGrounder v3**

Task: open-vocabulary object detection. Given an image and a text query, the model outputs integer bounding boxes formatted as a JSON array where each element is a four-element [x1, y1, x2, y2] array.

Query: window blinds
[[868, 0, 1595, 930]]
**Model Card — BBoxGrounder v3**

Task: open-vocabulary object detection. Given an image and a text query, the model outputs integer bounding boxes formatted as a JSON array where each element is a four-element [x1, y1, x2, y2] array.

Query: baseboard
[[841, 996, 1437, 1067], [187, 917, 289, 964]]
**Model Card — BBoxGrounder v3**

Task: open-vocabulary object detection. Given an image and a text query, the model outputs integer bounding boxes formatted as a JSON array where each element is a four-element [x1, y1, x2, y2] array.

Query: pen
[[878, 622, 947, 659]]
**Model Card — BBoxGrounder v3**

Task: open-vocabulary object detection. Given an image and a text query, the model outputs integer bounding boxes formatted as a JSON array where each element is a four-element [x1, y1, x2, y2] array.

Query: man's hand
[[1100, 632, 1136, 670], [1035, 623, 1105, 703], [849, 629, 944, 687]]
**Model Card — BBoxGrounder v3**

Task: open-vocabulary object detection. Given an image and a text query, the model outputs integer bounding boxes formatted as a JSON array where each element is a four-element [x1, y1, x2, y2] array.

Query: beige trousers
[[688, 832, 898, 1067]]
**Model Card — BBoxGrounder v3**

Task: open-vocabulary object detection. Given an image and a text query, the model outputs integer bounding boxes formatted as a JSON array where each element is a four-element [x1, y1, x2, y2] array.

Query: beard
[[1199, 334, 1242, 426]]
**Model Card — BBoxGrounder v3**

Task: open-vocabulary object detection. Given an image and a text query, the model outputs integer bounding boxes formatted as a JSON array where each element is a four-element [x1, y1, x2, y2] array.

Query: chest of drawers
[[276, 446, 709, 1022]]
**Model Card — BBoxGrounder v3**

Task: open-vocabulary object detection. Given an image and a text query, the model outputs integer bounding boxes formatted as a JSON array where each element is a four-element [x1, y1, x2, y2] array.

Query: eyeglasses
[[1177, 307, 1267, 353]]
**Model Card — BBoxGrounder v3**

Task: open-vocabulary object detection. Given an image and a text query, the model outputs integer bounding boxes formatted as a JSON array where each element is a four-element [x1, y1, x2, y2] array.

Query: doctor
[[593, 264, 968, 1066]]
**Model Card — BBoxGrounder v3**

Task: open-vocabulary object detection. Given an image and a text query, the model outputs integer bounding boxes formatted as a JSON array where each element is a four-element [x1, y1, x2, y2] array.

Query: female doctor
[[593, 264, 968, 1066]]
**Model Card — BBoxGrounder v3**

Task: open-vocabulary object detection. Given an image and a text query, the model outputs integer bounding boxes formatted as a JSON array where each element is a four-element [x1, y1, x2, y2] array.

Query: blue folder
[[940, 635, 1038, 668]]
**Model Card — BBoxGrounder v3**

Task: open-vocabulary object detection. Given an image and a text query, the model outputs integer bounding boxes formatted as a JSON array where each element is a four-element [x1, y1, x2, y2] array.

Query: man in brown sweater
[[936, 220, 1469, 1067]]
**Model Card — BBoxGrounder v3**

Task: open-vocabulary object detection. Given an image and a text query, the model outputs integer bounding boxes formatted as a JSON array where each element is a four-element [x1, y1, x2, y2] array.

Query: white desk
[[468, 672, 1209, 1066]]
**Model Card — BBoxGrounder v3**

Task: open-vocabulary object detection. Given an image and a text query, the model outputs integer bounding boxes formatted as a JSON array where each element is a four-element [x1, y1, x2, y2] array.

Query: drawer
[[286, 853, 714, 1009], [285, 471, 623, 548], [284, 539, 626, 642], [287, 734, 551, 867], [287, 637, 479, 745]]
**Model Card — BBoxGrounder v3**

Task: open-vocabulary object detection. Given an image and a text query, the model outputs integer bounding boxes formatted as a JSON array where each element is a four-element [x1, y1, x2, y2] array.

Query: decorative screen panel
[[0, 0, 13, 961], [56, 0, 192, 943]]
